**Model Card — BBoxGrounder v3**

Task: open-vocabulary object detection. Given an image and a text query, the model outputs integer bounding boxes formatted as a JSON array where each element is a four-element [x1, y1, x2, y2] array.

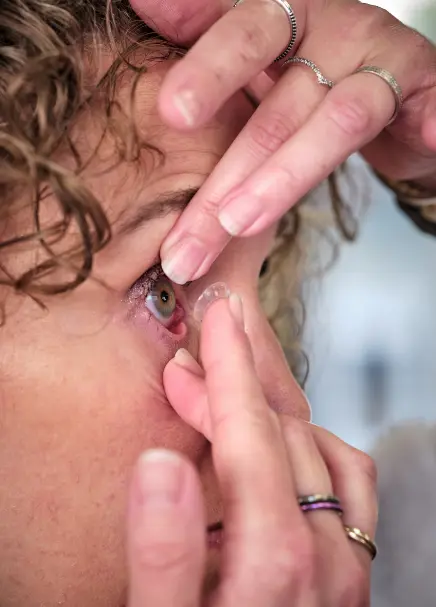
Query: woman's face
[[0, 59, 309, 606]]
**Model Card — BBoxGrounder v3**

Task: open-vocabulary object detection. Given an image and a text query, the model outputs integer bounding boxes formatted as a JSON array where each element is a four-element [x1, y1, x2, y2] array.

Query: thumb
[[127, 449, 206, 607]]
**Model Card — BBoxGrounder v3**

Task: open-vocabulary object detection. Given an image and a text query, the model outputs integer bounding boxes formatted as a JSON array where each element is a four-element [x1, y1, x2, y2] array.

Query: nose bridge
[[246, 301, 310, 421]]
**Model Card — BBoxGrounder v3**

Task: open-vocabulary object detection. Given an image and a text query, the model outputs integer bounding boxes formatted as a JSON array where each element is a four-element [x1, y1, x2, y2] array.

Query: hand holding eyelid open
[[134, 0, 436, 287]]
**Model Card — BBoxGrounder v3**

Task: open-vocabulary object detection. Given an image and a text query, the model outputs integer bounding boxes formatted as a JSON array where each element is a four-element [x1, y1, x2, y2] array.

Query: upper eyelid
[[128, 263, 185, 303]]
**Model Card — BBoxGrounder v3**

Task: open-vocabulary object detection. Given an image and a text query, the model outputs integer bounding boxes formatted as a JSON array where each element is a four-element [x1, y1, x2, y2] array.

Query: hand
[[130, 0, 436, 284], [126, 294, 377, 606]]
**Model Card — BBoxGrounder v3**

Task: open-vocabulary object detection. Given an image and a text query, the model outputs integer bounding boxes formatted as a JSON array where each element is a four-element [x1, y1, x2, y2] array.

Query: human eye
[[127, 263, 186, 334]]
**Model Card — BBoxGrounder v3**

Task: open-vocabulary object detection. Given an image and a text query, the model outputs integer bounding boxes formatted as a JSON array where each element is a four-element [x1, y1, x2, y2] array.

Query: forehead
[[72, 57, 253, 225]]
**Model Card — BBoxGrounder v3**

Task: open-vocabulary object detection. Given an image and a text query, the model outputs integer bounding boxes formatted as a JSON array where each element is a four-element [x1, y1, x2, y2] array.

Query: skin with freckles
[[0, 57, 309, 606]]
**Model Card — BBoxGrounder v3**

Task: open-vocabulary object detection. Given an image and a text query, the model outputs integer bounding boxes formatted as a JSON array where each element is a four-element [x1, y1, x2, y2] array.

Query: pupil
[[161, 290, 170, 304]]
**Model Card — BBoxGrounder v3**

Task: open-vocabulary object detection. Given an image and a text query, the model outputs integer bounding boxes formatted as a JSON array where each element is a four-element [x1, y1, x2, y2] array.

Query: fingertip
[[158, 85, 200, 131], [200, 296, 252, 375], [173, 348, 204, 376], [228, 292, 245, 329]]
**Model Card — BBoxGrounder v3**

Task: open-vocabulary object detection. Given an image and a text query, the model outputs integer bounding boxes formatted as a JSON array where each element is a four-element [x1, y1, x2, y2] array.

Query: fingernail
[[138, 449, 183, 505], [173, 348, 203, 376], [173, 90, 202, 127], [219, 193, 262, 236], [193, 282, 230, 323], [229, 293, 245, 329], [162, 238, 208, 285]]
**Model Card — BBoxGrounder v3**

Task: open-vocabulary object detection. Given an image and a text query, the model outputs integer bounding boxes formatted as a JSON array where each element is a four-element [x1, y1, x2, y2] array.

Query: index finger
[[129, 0, 224, 45], [201, 296, 306, 604]]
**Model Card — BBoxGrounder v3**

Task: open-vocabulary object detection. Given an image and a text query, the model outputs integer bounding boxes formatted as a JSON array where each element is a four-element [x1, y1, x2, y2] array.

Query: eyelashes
[[126, 254, 271, 331], [127, 264, 185, 330]]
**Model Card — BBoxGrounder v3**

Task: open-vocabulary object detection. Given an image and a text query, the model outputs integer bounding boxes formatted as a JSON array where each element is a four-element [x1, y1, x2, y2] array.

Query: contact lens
[[193, 282, 230, 324]]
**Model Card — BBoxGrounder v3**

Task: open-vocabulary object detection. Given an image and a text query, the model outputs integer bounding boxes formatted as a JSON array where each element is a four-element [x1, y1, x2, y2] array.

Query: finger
[[280, 415, 345, 543], [158, 0, 305, 129], [281, 417, 369, 606], [218, 16, 432, 238], [129, 0, 223, 45], [309, 423, 378, 568], [309, 424, 378, 539], [128, 449, 206, 607], [159, 1, 386, 286], [217, 71, 398, 237], [201, 296, 306, 605], [164, 348, 212, 440], [161, 46, 350, 284]]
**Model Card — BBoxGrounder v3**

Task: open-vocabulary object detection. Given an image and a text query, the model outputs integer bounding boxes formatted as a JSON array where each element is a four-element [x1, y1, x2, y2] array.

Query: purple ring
[[300, 501, 343, 515]]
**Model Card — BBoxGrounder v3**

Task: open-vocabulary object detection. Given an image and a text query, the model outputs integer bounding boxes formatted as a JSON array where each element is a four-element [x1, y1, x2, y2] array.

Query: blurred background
[[305, 0, 436, 453]]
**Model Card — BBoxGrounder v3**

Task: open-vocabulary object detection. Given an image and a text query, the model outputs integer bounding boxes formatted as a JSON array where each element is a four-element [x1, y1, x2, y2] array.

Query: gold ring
[[353, 65, 403, 125], [344, 526, 377, 560]]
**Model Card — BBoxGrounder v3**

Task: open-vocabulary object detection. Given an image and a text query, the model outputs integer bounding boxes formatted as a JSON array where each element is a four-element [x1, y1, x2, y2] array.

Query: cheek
[[0, 322, 201, 529], [0, 318, 205, 600]]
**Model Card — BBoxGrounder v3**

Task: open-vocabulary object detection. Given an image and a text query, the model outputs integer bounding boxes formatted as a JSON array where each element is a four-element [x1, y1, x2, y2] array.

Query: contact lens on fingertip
[[193, 282, 230, 323]]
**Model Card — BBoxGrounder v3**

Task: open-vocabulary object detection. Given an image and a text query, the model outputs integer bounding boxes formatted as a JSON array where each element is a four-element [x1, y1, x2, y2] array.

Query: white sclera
[[193, 282, 230, 324]]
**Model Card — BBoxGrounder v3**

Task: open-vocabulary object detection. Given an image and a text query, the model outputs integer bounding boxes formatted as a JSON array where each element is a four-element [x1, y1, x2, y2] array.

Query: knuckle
[[281, 415, 310, 443], [337, 562, 369, 607], [269, 528, 316, 591], [353, 450, 378, 489], [134, 532, 190, 572], [351, 3, 394, 31], [237, 19, 271, 64], [410, 30, 430, 55], [332, 3, 390, 42], [194, 194, 220, 220], [365, 5, 395, 29], [181, 195, 227, 242], [272, 163, 305, 193], [326, 94, 372, 138], [248, 112, 295, 156]]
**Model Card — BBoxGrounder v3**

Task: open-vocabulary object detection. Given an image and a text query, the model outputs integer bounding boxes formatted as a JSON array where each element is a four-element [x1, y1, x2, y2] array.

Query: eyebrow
[[116, 187, 199, 236]]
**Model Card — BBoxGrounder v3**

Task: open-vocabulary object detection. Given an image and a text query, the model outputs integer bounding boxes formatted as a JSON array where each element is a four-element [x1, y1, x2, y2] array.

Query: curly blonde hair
[[0, 0, 354, 384]]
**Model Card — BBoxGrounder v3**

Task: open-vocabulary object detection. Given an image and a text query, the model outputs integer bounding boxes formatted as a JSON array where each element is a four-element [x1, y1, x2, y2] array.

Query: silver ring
[[353, 65, 403, 125], [233, 0, 298, 63], [283, 57, 334, 89]]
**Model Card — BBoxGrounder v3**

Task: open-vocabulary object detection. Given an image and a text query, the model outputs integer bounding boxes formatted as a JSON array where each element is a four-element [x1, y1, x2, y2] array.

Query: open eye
[[127, 264, 186, 333], [145, 275, 177, 327]]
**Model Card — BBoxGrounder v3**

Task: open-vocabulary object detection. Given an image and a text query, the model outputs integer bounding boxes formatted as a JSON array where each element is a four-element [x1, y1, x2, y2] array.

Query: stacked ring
[[298, 494, 343, 515], [344, 526, 378, 560]]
